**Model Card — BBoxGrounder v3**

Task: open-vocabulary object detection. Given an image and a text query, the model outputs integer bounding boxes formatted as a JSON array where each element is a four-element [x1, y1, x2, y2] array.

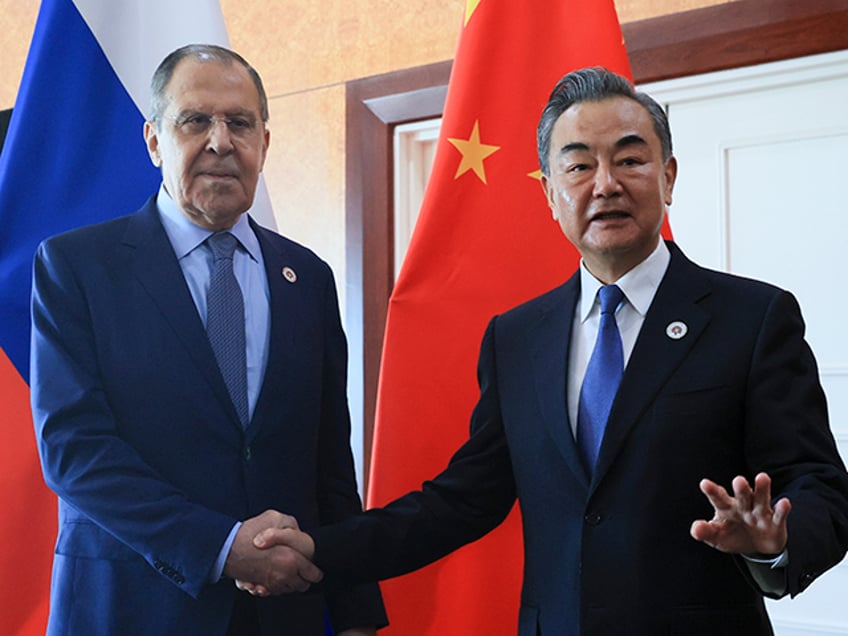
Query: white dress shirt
[[566, 239, 670, 437], [564, 238, 787, 593]]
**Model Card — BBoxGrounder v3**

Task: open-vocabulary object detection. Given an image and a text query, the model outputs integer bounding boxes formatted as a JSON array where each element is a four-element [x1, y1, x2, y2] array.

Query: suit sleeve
[[744, 290, 848, 597], [30, 238, 235, 599], [312, 317, 517, 583], [314, 268, 387, 630]]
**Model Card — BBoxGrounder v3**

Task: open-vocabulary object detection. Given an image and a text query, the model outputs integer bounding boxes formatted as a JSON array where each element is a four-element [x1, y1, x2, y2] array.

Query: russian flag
[[0, 2, 274, 633]]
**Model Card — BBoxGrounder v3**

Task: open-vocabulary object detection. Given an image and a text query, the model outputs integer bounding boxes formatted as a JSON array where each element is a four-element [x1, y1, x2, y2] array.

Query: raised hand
[[224, 510, 323, 595], [690, 472, 791, 557]]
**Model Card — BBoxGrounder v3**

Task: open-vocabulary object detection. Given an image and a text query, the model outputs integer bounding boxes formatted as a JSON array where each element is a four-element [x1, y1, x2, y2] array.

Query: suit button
[[584, 513, 602, 526], [243, 446, 252, 462]]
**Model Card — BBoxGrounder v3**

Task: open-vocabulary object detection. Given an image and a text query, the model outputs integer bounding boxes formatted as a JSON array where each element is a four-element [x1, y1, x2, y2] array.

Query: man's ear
[[258, 127, 270, 172], [663, 156, 678, 206], [540, 174, 558, 220], [143, 120, 161, 167]]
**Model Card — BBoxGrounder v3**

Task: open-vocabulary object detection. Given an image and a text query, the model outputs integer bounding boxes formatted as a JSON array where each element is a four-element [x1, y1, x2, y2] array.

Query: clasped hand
[[223, 509, 320, 596]]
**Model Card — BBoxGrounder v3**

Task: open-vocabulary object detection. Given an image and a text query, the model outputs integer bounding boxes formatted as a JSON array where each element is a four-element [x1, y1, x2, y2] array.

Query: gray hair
[[148, 44, 269, 125], [536, 67, 672, 176]]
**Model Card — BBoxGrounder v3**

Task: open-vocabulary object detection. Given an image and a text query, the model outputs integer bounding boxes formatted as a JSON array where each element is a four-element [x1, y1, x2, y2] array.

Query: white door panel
[[643, 49, 848, 635]]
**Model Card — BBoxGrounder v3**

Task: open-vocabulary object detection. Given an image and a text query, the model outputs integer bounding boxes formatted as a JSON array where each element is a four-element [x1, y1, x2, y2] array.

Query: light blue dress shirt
[[156, 186, 271, 582]]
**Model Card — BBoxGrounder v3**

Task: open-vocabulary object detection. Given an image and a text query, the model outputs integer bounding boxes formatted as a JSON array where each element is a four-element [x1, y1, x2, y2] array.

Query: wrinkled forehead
[[554, 97, 660, 152], [164, 58, 261, 114]]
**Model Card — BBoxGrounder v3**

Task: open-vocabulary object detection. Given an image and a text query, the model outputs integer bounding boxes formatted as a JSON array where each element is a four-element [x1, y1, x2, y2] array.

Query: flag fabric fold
[[367, 1, 632, 634], [0, 2, 236, 633]]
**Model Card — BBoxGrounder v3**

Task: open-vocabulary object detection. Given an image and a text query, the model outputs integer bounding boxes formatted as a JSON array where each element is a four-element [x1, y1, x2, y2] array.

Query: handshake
[[222, 510, 321, 596]]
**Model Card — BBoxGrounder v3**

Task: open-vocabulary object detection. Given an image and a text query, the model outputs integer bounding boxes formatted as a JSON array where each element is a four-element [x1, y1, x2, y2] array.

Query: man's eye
[[228, 118, 252, 130], [180, 115, 211, 131]]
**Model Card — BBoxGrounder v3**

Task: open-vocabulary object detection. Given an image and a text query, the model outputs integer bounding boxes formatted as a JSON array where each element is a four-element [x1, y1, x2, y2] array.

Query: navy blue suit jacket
[[31, 198, 386, 635], [312, 241, 848, 636]]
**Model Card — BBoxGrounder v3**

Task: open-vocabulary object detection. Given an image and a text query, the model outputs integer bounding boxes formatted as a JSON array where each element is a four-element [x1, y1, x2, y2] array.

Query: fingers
[[693, 472, 791, 556], [698, 478, 733, 512], [254, 527, 316, 559], [773, 497, 791, 523], [689, 519, 716, 546], [249, 509, 300, 531], [288, 547, 323, 585], [731, 475, 754, 511], [224, 513, 321, 595], [232, 545, 323, 596]]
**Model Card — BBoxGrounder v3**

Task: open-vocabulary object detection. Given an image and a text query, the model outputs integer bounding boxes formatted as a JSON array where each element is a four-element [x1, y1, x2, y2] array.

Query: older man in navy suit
[[243, 68, 848, 635], [30, 44, 385, 635]]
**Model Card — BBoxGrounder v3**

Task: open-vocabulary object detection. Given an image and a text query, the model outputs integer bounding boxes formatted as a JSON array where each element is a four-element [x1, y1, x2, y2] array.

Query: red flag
[[368, 1, 633, 634], [0, 349, 55, 635]]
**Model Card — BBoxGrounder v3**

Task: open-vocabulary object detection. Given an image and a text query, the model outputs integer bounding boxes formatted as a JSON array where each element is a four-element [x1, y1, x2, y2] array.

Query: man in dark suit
[[242, 68, 848, 635], [30, 44, 385, 635]]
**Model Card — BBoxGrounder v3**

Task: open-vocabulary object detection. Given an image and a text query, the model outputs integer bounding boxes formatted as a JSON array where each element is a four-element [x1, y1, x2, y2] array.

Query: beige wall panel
[[221, 0, 461, 97], [616, 0, 731, 22], [0, 1, 733, 108], [0, 0, 39, 108], [262, 85, 348, 310]]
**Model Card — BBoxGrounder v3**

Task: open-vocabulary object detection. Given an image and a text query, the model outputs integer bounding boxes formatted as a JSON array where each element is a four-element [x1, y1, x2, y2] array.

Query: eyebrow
[[558, 134, 649, 155], [615, 134, 648, 150]]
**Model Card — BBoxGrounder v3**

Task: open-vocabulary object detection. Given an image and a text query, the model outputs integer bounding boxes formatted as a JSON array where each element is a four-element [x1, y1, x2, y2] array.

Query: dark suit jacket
[[30, 198, 386, 635], [312, 241, 848, 636]]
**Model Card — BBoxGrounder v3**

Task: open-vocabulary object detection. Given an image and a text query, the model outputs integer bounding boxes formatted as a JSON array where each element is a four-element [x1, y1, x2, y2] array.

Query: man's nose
[[206, 119, 234, 153], [593, 162, 620, 197]]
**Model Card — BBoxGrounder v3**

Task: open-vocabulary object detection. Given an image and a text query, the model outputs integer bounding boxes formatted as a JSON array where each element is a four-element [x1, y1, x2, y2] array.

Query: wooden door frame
[[345, 0, 848, 483]]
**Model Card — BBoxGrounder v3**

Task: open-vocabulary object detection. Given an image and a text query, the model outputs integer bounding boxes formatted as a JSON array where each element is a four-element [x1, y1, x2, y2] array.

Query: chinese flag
[[367, 1, 632, 634]]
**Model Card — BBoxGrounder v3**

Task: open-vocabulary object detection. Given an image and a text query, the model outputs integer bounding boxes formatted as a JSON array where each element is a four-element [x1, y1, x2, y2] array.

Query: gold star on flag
[[527, 169, 543, 181], [465, 0, 482, 25], [448, 120, 500, 184]]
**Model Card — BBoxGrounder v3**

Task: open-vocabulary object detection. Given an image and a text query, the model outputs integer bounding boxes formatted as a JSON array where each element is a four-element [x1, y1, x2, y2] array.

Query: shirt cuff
[[741, 548, 789, 596], [743, 548, 789, 569], [210, 521, 242, 583]]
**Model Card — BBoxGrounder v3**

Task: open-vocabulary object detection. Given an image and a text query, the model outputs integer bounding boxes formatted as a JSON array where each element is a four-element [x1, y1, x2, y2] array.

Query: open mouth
[[591, 211, 630, 221]]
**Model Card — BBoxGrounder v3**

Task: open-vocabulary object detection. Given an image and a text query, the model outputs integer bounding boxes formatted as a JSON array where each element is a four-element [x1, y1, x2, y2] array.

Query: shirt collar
[[578, 239, 671, 322], [156, 184, 262, 263]]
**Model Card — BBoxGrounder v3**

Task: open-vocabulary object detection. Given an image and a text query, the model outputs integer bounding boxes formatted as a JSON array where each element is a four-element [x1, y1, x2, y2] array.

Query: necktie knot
[[598, 284, 623, 316], [208, 231, 238, 261]]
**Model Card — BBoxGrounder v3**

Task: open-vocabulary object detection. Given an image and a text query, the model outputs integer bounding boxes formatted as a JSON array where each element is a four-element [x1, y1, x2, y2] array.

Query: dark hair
[[149, 44, 269, 125], [536, 67, 672, 176]]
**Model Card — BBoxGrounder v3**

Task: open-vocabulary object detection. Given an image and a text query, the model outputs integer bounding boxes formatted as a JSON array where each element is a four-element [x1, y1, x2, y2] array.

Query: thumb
[[253, 528, 276, 548]]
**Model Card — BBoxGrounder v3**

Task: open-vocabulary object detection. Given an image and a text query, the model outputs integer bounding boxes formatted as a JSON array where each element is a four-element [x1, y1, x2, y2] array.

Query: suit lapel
[[247, 222, 298, 441], [592, 243, 712, 488], [123, 201, 242, 429], [530, 275, 591, 490]]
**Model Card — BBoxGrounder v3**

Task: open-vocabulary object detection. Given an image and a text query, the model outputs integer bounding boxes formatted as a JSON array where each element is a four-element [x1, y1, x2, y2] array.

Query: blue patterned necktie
[[206, 232, 249, 427], [577, 284, 625, 475]]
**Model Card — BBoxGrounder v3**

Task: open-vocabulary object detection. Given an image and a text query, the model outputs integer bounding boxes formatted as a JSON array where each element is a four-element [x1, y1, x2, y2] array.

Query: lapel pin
[[666, 321, 688, 340], [282, 266, 297, 283]]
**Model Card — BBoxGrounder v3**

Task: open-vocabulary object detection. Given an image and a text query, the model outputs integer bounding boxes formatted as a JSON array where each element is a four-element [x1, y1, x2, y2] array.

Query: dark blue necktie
[[577, 284, 624, 475], [206, 232, 249, 427]]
